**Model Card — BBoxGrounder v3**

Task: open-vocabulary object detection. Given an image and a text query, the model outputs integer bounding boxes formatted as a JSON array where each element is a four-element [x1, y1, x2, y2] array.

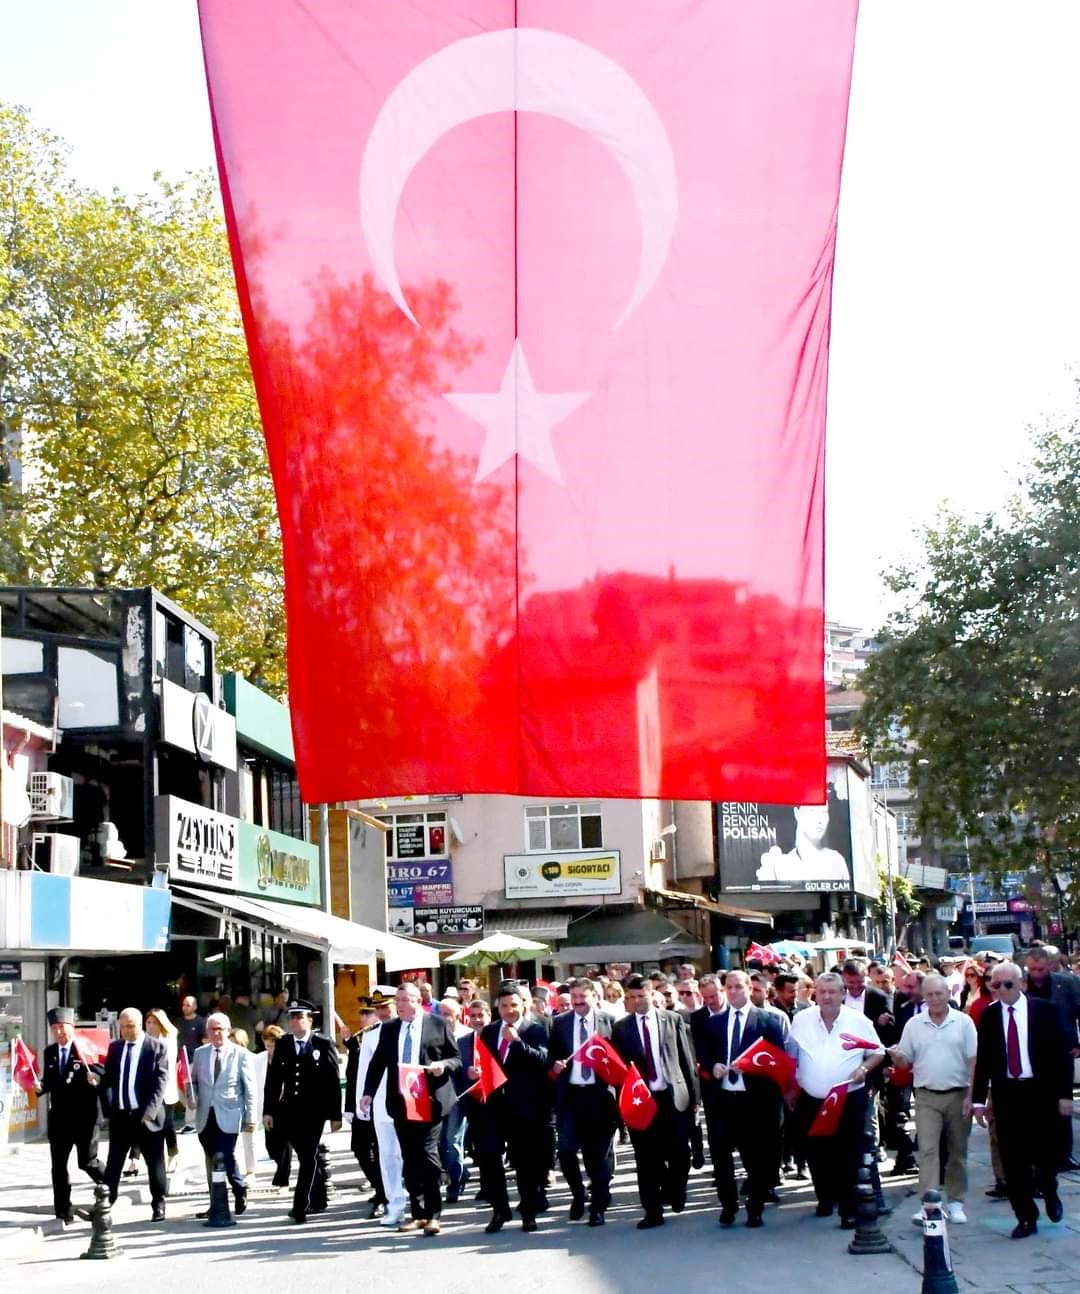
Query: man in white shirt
[[787, 972, 884, 1227], [891, 973, 977, 1224]]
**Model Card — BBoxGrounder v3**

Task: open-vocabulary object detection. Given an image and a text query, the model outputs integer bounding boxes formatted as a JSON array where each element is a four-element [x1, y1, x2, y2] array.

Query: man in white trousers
[[364, 991, 406, 1227]]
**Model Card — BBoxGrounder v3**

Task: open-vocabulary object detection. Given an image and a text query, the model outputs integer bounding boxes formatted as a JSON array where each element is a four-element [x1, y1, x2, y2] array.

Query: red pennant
[[474, 1035, 507, 1101], [618, 1061, 658, 1132], [731, 1037, 797, 1091], [12, 1036, 38, 1093], [399, 1063, 433, 1121], [807, 1082, 849, 1137]]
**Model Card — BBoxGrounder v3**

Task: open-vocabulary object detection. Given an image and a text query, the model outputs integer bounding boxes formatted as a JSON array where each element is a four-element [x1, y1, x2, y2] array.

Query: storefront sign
[[0, 960, 19, 992], [413, 905, 484, 936], [159, 678, 237, 770], [973, 901, 1008, 914], [504, 850, 621, 899], [238, 821, 321, 906], [159, 795, 238, 889], [388, 860, 452, 908]]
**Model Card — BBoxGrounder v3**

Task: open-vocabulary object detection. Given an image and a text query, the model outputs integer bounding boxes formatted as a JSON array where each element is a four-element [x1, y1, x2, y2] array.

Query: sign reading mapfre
[[504, 850, 621, 900], [157, 795, 238, 889]]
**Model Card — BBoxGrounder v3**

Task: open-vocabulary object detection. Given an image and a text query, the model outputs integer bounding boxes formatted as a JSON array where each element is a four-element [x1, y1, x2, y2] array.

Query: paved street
[[1, 1120, 1077, 1294]]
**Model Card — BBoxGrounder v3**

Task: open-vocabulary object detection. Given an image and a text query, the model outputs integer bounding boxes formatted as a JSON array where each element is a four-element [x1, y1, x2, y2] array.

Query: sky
[[3, 0, 1079, 630]]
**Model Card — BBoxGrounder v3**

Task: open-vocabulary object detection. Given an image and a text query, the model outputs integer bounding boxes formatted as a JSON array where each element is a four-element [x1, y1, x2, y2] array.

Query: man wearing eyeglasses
[[969, 962, 1074, 1239]]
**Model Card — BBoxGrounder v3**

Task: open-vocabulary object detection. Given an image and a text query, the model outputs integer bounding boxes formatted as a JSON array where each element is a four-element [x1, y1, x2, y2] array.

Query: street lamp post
[[876, 760, 898, 956]]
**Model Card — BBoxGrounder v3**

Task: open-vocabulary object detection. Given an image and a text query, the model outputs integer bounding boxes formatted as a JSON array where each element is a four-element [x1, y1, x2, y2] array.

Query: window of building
[[871, 762, 909, 790], [266, 763, 303, 840], [0, 637, 44, 674], [374, 811, 448, 859], [524, 802, 603, 852], [57, 645, 120, 728], [895, 810, 918, 837]]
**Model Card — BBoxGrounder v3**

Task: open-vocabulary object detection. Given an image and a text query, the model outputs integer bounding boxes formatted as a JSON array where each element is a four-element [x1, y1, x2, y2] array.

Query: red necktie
[[641, 1015, 658, 1085], [498, 1031, 510, 1064], [1006, 1005, 1021, 1078]]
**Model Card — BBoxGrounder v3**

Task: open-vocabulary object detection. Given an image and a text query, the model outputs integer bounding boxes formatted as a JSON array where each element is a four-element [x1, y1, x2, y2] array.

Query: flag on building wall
[[199, 0, 858, 803]]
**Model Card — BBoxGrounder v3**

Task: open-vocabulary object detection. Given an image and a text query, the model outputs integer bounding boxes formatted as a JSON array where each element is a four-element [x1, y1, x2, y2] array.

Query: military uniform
[[264, 1001, 342, 1222], [38, 1008, 105, 1220]]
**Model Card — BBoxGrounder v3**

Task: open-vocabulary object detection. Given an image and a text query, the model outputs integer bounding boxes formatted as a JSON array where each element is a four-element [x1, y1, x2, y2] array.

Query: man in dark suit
[[343, 1000, 387, 1216], [99, 1007, 169, 1221], [264, 999, 343, 1224], [471, 981, 551, 1232], [612, 973, 699, 1229], [548, 977, 618, 1226], [1023, 947, 1080, 1170], [34, 1007, 105, 1222], [697, 970, 787, 1227], [361, 982, 461, 1235], [688, 974, 728, 1198], [971, 961, 1074, 1238]]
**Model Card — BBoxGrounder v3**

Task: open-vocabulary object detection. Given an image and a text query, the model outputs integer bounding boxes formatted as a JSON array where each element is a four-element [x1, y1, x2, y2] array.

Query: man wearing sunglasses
[[969, 962, 1074, 1238]]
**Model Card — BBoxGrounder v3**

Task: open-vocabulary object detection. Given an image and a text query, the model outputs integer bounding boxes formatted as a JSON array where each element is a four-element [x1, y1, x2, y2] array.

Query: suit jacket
[[363, 1013, 461, 1123], [972, 996, 1073, 1105], [697, 1005, 786, 1106], [612, 1009, 699, 1112], [547, 1009, 617, 1105], [102, 1034, 169, 1129], [478, 1018, 551, 1123], [191, 1040, 256, 1134], [264, 1031, 343, 1124], [1026, 973, 1080, 1046], [688, 1004, 724, 1063], [39, 1039, 102, 1134]]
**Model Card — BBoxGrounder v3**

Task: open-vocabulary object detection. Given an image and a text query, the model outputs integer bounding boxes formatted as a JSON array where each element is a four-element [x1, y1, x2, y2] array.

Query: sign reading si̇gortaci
[[504, 850, 621, 899]]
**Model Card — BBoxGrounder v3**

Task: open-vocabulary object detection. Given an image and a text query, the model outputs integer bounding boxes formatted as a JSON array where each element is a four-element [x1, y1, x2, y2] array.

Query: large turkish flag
[[199, 1, 858, 803]]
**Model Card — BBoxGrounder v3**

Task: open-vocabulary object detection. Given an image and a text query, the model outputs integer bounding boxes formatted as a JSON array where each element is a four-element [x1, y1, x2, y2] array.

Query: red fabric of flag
[[574, 1033, 629, 1087], [474, 1035, 507, 1101], [745, 942, 781, 966], [175, 1045, 192, 1094], [72, 1029, 108, 1066], [398, 1064, 433, 1121], [12, 1037, 38, 1093], [198, 0, 858, 803], [617, 1061, 658, 1132], [807, 1082, 849, 1137], [839, 1031, 883, 1052], [730, 1037, 797, 1091]]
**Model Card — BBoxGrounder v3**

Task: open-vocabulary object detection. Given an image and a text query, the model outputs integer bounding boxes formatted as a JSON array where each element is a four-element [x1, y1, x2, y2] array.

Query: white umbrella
[[444, 930, 550, 966]]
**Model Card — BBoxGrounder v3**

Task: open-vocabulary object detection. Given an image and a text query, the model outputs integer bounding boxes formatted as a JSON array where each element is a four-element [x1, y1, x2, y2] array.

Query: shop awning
[[557, 909, 705, 964], [170, 886, 442, 971], [486, 913, 571, 940], [648, 886, 773, 927]]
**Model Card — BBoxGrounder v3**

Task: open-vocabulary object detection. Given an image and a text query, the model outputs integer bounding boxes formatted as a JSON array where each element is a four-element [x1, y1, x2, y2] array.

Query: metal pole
[[964, 834, 977, 940], [318, 804, 335, 1039], [881, 767, 898, 956]]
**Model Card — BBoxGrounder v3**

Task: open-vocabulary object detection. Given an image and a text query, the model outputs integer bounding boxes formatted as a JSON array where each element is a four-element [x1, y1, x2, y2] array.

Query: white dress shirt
[[119, 1034, 143, 1111], [787, 1005, 882, 1099], [397, 1015, 421, 1065], [998, 993, 1034, 1081], [636, 1009, 666, 1092], [570, 1010, 597, 1086]]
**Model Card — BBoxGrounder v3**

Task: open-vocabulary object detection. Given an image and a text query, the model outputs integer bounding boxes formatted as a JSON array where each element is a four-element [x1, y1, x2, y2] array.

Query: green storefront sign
[[237, 821, 321, 906]]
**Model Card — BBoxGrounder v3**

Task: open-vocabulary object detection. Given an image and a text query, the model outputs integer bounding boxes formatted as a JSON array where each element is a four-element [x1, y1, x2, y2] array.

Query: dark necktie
[[214, 1048, 222, 1081], [498, 1029, 511, 1064], [728, 1010, 743, 1081], [641, 1014, 658, 1084], [60, 1046, 69, 1074], [579, 1015, 592, 1080], [402, 1023, 413, 1065], [1006, 1005, 1022, 1078], [120, 1042, 134, 1110]]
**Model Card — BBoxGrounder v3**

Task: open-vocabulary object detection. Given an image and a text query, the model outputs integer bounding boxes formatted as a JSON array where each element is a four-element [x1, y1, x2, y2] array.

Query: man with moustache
[[34, 1006, 105, 1223]]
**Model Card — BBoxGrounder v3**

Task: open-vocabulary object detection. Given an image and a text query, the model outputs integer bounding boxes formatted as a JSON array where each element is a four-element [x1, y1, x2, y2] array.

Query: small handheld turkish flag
[[12, 1037, 38, 1093], [745, 942, 780, 966], [72, 1029, 108, 1066], [399, 1064, 433, 1121], [892, 951, 914, 976], [175, 1045, 193, 1097], [839, 1031, 883, 1052], [807, 1083, 849, 1137], [572, 1034, 628, 1087], [730, 1037, 797, 1091], [618, 1061, 657, 1133], [474, 1035, 507, 1101], [887, 1062, 914, 1088]]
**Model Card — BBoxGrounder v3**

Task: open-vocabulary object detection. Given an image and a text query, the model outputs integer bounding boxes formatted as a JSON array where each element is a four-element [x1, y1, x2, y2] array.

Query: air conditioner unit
[[32, 832, 81, 876], [28, 772, 75, 821]]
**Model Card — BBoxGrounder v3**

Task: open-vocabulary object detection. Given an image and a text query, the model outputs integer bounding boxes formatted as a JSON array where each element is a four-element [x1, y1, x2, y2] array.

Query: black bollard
[[319, 1142, 336, 1203], [309, 1144, 329, 1213], [81, 1184, 122, 1260], [919, 1191, 959, 1294], [204, 1151, 237, 1228], [848, 1131, 892, 1255]]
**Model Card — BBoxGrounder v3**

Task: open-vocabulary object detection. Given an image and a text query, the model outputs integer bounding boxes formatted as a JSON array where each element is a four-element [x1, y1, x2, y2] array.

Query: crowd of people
[[31, 943, 1079, 1243]]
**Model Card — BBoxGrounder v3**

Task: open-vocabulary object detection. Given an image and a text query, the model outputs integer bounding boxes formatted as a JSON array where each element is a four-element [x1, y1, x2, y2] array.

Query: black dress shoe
[[587, 1212, 605, 1227], [569, 1195, 586, 1221], [484, 1211, 512, 1234], [669, 1196, 686, 1214], [57, 1212, 75, 1224], [815, 1202, 834, 1218], [196, 1210, 210, 1219], [521, 1217, 537, 1232], [890, 1160, 917, 1177], [1059, 1156, 1080, 1172], [151, 1203, 166, 1222], [536, 1192, 549, 1213], [746, 1213, 764, 1228], [839, 1217, 857, 1230], [234, 1190, 248, 1216], [762, 1188, 781, 1205], [1010, 1220, 1037, 1240], [636, 1214, 664, 1230], [718, 1208, 737, 1226], [288, 1209, 307, 1224], [986, 1182, 1009, 1199], [366, 1201, 387, 1219], [1045, 1194, 1063, 1223]]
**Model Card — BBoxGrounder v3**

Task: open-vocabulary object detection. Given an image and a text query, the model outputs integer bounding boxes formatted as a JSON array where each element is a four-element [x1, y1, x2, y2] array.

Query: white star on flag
[[445, 340, 591, 484], [632, 1096, 642, 1105]]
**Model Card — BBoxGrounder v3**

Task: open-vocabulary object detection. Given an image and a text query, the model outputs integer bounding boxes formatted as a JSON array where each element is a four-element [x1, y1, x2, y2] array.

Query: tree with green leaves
[[859, 403, 1080, 927]]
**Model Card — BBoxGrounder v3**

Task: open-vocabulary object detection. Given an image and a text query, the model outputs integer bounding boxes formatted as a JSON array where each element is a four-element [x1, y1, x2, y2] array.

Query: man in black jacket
[[264, 999, 343, 1224], [1023, 947, 1080, 1170], [34, 1007, 105, 1222], [472, 981, 551, 1233], [361, 982, 461, 1235], [971, 961, 1074, 1238], [99, 1007, 169, 1221]]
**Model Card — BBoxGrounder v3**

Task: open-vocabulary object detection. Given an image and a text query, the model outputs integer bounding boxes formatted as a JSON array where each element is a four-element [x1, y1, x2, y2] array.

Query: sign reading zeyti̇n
[[504, 850, 621, 900]]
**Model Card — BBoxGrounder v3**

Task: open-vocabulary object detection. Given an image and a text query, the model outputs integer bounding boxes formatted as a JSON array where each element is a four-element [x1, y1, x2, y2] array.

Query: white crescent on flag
[[821, 1091, 838, 1113], [584, 1043, 607, 1062], [751, 1052, 776, 1069]]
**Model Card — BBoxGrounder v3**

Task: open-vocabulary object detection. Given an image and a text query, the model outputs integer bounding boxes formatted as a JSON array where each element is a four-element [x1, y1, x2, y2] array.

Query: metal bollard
[[80, 1184, 122, 1260], [848, 1131, 892, 1255], [204, 1151, 237, 1228], [319, 1142, 336, 1202], [309, 1143, 329, 1213], [919, 1191, 959, 1294]]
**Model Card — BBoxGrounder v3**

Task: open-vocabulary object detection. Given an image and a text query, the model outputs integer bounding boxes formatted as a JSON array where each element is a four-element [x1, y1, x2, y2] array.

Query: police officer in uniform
[[34, 1006, 105, 1222], [263, 1000, 342, 1223]]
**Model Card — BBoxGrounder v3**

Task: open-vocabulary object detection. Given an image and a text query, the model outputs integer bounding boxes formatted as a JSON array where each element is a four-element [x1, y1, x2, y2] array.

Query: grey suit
[[191, 1041, 256, 1196]]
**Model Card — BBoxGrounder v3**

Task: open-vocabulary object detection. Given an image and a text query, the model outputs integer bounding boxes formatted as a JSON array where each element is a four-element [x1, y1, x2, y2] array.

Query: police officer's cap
[[47, 1006, 76, 1025], [287, 998, 315, 1015]]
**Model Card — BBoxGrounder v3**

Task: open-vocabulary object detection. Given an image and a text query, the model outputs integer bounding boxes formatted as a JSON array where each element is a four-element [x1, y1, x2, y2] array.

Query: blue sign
[[388, 861, 453, 909]]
